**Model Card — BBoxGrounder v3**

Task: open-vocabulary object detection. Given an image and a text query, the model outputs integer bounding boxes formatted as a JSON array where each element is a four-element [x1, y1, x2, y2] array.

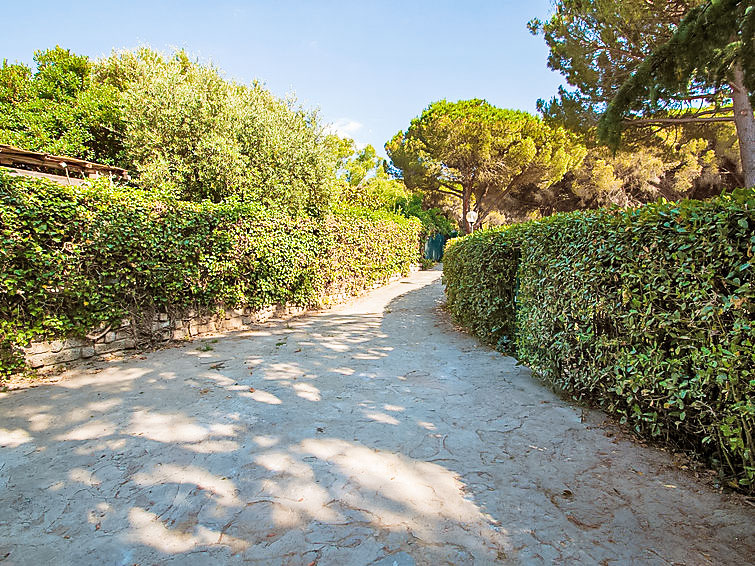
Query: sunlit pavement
[[1, 269, 753, 565]]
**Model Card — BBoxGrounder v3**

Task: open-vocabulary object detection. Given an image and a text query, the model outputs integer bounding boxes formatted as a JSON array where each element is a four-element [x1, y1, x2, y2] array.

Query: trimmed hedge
[[444, 189, 755, 491], [0, 171, 420, 375], [324, 205, 423, 297]]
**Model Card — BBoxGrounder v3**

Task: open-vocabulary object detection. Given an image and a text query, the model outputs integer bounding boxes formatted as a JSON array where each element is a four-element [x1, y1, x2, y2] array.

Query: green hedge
[[444, 190, 755, 491], [324, 205, 423, 296], [0, 171, 420, 375]]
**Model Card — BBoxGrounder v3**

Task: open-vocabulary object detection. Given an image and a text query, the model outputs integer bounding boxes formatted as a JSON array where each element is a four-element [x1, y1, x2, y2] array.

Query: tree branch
[[624, 116, 735, 125], [437, 178, 463, 194], [433, 186, 463, 198]]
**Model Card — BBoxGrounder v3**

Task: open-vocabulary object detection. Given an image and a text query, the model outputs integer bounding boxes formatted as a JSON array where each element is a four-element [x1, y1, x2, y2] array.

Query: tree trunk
[[461, 185, 471, 234], [730, 64, 755, 188]]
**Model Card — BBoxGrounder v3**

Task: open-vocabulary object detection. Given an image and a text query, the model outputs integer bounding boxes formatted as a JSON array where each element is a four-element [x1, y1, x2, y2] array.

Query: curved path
[[1, 269, 753, 565]]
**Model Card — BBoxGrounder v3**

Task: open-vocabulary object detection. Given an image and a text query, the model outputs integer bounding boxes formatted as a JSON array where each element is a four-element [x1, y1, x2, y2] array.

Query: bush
[[1, 47, 336, 212], [444, 190, 755, 491], [394, 194, 455, 238], [0, 172, 420, 375], [443, 227, 520, 349], [96, 48, 336, 212]]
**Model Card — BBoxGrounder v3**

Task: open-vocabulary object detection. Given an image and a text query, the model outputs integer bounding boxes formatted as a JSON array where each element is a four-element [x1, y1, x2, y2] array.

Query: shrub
[[444, 189, 755, 491], [96, 48, 336, 212], [0, 171, 420, 375], [443, 227, 519, 350]]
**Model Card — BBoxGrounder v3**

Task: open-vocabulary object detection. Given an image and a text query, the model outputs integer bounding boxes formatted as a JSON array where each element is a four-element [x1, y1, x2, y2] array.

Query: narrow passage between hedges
[[0, 269, 753, 565]]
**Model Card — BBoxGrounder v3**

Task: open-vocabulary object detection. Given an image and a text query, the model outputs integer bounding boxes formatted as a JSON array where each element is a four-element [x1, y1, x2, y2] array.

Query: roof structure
[[0, 144, 130, 184]]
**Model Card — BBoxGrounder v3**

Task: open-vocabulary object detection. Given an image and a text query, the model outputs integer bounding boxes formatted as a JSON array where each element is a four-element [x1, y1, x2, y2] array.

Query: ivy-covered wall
[[443, 190, 755, 492], [0, 171, 420, 374]]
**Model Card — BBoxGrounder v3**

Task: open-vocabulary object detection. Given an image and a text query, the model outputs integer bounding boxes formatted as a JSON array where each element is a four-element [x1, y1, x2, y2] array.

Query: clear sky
[[0, 0, 564, 156]]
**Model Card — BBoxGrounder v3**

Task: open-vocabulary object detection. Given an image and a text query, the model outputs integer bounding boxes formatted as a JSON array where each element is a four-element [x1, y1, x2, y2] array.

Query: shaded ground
[[0, 269, 753, 565]]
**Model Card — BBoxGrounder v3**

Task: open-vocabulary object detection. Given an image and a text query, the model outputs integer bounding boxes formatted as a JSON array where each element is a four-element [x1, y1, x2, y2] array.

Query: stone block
[[152, 320, 172, 332], [63, 337, 88, 349], [94, 338, 135, 355], [27, 357, 45, 369], [158, 313, 169, 322], [23, 341, 51, 355], [116, 329, 133, 341], [103, 331, 117, 344], [80, 346, 95, 359], [49, 340, 65, 353], [172, 329, 187, 340], [29, 348, 81, 367], [224, 318, 243, 331]]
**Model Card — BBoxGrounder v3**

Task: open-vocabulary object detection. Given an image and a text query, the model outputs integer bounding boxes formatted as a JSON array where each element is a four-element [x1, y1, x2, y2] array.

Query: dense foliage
[[334, 141, 454, 237], [529, 0, 750, 207], [528, 0, 701, 132], [0, 47, 124, 164], [599, 0, 755, 188], [1, 47, 338, 213], [96, 49, 336, 210], [324, 205, 423, 296], [0, 172, 420, 375], [444, 190, 755, 491]]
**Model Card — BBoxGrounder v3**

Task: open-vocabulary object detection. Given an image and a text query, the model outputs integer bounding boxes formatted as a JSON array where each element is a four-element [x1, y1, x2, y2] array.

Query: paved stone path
[[1, 269, 753, 565]]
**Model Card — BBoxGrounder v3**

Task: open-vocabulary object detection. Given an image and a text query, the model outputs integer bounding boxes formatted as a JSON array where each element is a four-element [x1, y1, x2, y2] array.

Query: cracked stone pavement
[[1, 268, 753, 565]]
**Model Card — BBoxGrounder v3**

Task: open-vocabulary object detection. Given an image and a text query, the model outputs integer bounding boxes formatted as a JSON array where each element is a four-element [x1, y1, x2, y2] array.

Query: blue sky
[[1, 0, 564, 156]]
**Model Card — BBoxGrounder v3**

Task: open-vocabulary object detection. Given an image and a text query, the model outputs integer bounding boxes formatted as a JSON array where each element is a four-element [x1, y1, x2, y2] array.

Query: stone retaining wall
[[23, 267, 419, 371]]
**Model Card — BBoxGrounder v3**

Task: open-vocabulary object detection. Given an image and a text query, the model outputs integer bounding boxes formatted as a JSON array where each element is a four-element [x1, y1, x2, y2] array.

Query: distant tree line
[[387, 0, 752, 230], [4, 0, 751, 233], [0, 46, 453, 235]]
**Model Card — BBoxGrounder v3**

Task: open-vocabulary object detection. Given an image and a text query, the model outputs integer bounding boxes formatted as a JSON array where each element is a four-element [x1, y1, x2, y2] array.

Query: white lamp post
[[465, 210, 478, 233]]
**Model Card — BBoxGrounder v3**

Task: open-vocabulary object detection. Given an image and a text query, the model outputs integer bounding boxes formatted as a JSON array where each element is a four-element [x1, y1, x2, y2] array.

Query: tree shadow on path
[[0, 271, 753, 565]]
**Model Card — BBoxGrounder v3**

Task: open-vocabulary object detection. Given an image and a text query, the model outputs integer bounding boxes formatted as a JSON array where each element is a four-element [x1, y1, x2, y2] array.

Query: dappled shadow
[[1, 271, 754, 565], [0, 273, 506, 564]]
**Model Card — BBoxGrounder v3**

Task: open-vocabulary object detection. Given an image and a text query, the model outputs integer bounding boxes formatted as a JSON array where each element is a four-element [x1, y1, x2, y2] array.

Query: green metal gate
[[424, 233, 447, 261]]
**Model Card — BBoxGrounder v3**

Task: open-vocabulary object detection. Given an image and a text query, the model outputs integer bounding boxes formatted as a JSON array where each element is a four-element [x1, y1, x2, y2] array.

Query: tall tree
[[599, 0, 755, 187], [529, 0, 702, 138], [331, 140, 409, 210], [386, 100, 585, 233]]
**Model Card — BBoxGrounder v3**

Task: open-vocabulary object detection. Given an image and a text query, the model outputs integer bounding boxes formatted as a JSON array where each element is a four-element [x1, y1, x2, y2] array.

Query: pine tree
[[598, 0, 755, 187]]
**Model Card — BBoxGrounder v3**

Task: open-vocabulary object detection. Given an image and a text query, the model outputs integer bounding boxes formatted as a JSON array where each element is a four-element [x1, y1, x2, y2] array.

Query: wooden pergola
[[0, 144, 130, 184]]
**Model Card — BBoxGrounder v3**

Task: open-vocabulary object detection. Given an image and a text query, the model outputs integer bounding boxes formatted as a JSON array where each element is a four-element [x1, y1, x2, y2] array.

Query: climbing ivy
[[324, 205, 422, 296], [444, 189, 755, 492], [0, 171, 420, 375]]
